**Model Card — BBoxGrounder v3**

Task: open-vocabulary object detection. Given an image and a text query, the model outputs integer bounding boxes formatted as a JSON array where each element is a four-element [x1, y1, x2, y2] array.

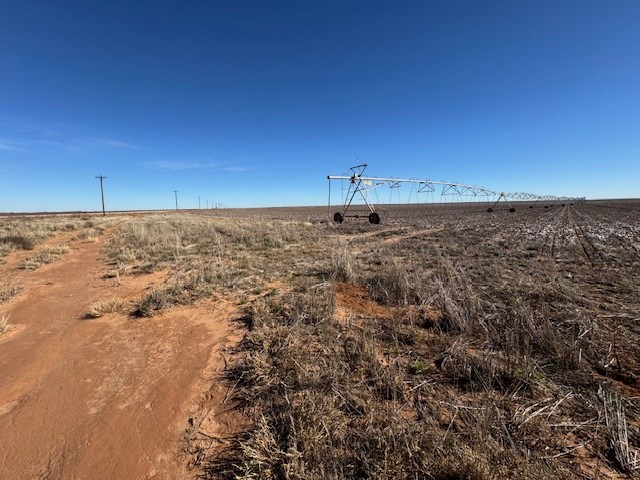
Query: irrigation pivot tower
[[327, 164, 583, 224]]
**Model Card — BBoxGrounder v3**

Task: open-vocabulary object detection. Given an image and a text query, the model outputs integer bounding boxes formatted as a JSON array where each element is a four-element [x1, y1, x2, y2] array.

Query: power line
[[95, 175, 106, 216]]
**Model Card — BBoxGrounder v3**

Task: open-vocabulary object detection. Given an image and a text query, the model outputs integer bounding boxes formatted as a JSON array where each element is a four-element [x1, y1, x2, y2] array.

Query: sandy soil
[[0, 233, 242, 479]]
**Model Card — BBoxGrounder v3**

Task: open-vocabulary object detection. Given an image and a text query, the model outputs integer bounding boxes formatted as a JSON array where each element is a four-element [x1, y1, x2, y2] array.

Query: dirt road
[[0, 233, 241, 479]]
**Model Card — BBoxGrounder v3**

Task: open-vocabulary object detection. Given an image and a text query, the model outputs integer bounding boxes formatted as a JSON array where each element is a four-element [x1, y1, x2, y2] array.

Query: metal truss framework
[[327, 164, 584, 224]]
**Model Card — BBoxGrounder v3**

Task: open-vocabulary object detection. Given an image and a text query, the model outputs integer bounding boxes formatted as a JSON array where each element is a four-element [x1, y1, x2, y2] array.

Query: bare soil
[[0, 232, 242, 479]]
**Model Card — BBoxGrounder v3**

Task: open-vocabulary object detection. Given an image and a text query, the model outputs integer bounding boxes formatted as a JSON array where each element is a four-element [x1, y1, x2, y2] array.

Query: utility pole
[[95, 175, 106, 216], [198, 196, 201, 209], [174, 190, 179, 211], [206, 200, 209, 209]]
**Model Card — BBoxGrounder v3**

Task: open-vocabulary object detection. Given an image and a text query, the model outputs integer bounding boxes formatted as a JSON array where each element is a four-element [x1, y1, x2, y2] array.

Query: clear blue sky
[[1, 0, 638, 211]]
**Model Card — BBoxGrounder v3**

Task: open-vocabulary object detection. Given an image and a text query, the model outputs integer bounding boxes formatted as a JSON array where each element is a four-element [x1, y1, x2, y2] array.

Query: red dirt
[[334, 282, 393, 322], [0, 234, 243, 479]]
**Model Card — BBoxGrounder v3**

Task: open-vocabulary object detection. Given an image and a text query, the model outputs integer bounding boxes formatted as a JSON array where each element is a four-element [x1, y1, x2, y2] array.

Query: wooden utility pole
[[95, 175, 106, 216], [174, 190, 179, 211], [198, 196, 201, 209]]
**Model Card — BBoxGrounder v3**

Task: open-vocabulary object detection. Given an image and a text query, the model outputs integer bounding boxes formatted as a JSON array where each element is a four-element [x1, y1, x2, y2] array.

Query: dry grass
[[330, 246, 355, 283], [20, 245, 70, 270], [0, 214, 116, 258], [85, 298, 128, 318], [0, 217, 80, 256], [0, 314, 9, 334], [104, 214, 316, 316], [196, 204, 640, 479], [602, 390, 640, 473], [209, 283, 564, 479], [0, 283, 24, 304]]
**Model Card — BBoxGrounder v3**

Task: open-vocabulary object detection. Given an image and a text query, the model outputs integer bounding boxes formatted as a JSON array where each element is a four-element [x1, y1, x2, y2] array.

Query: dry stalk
[[602, 390, 640, 472]]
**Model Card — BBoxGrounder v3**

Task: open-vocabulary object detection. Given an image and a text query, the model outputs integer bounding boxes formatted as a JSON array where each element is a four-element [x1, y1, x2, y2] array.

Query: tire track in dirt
[[567, 205, 605, 267], [540, 206, 565, 260], [379, 227, 443, 246], [542, 205, 595, 267], [340, 226, 409, 241], [574, 206, 640, 264], [555, 205, 573, 263], [0, 232, 243, 480], [566, 206, 595, 266], [615, 234, 640, 261], [338, 226, 443, 254]]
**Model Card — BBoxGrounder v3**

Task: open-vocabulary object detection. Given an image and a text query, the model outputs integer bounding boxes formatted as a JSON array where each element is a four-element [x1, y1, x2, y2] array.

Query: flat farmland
[[1, 200, 639, 479]]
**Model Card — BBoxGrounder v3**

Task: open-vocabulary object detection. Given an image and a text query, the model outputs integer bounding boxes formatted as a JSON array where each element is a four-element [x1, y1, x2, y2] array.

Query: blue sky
[[1, 0, 638, 211]]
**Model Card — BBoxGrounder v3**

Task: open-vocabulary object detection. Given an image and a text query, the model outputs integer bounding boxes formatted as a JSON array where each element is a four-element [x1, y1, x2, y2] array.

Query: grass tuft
[[0, 284, 24, 304], [331, 248, 355, 283], [132, 290, 169, 317], [0, 314, 9, 334], [20, 245, 70, 270], [1, 234, 36, 250], [85, 298, 127, 318]]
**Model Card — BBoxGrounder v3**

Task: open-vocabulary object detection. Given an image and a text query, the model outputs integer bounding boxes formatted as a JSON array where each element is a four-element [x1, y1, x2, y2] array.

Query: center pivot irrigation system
[[327, 164, 584, 224]]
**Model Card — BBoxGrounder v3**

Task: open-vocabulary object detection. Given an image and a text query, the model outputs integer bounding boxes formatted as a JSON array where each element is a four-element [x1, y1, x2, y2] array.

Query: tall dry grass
[[103, 214, 318, 317], [0, 214, 113, 258], [202, 208, 640, 479]]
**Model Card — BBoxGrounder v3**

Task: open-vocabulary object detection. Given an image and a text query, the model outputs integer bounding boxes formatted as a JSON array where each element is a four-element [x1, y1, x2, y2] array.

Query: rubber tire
[[368, 212, 380, 225], [333, 212, 344, 223], [509, 208, 516, 212], [487, 207, 494, 212]]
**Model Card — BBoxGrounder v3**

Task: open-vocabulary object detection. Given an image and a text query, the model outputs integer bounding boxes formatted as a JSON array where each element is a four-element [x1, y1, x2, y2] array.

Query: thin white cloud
[[0, 140, 21, 151], [144, 160, 222, 171], [144, 161, 248, 172], [37, 140, 66, 147], [1, 118, 137, 152], [54, 137, 138, 151], [28, 136, 137, 152], [90, 138, 138, 149]]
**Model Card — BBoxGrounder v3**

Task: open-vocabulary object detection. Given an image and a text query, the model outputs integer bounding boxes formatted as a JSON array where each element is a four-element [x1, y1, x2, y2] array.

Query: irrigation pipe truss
[[327, 164, 584, 224]]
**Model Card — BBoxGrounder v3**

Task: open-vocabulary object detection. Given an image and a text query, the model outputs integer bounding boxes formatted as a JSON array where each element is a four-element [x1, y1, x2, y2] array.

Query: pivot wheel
[[487, 207, 494, 212], [509, 207, 516, 212], [333, 212, 344, 223], [368, 212, 380, 224]]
